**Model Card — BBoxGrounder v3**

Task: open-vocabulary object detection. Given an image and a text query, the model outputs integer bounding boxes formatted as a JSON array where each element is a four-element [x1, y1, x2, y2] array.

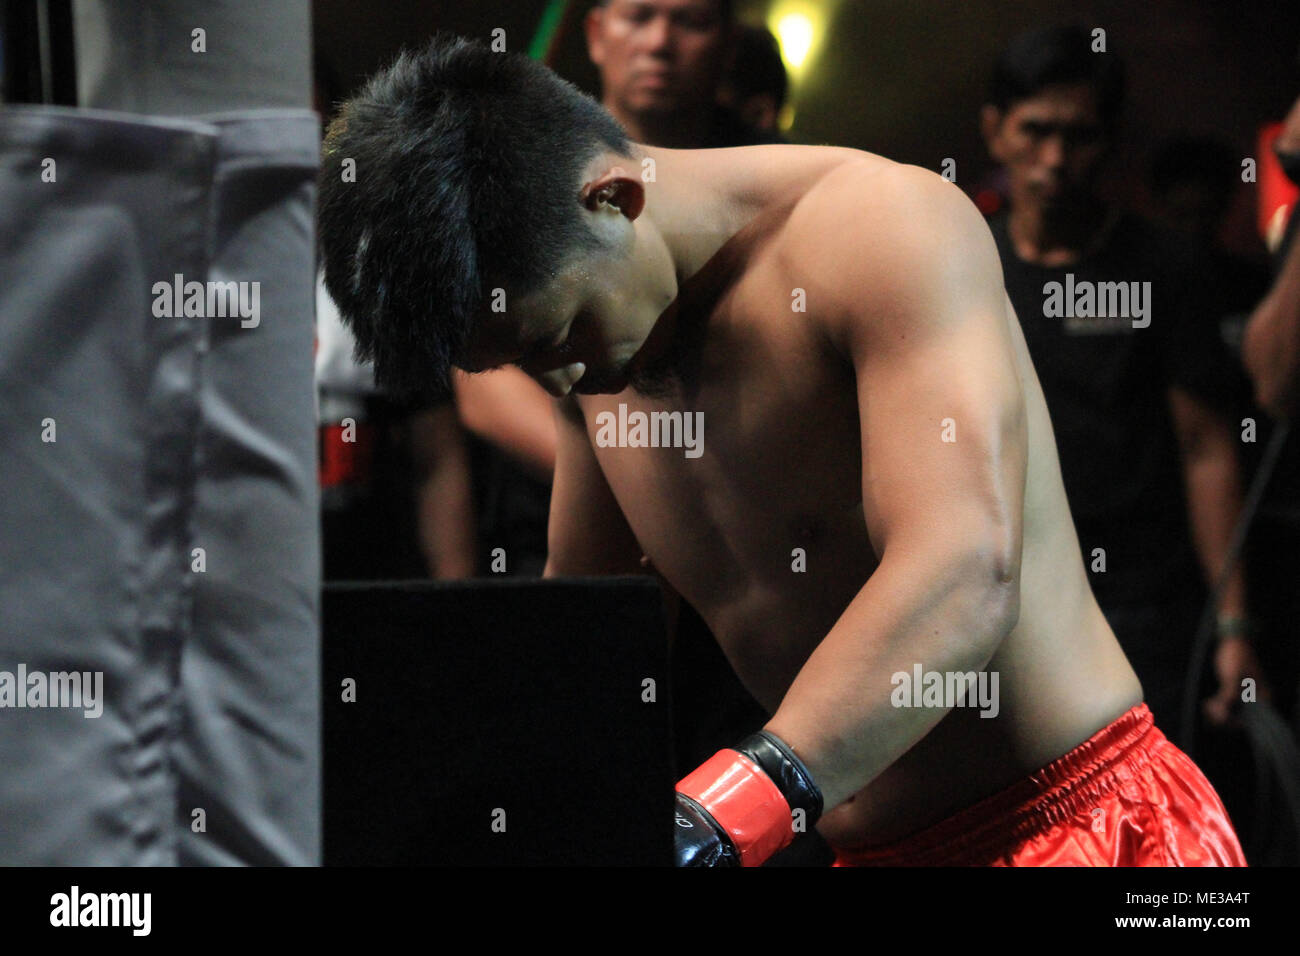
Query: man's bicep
[[835, 170, 1027, 566], [544, 396, 645, 577], [856, 309, 1027, 568]]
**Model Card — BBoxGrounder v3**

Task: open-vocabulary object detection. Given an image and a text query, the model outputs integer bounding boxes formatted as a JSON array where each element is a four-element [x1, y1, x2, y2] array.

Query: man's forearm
[[763, 545, 1017, 812], [1181, 426, 1248, 618], [417, 462, 477, 579], [1242, 234, 1300, 419]]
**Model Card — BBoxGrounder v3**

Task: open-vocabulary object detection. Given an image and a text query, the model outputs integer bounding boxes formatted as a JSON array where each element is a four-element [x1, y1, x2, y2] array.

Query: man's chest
[[578, 311, 870, 602]]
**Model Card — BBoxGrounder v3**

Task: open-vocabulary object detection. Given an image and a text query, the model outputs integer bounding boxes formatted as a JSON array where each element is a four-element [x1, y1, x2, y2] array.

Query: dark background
[[315, 0, 1300, 257]]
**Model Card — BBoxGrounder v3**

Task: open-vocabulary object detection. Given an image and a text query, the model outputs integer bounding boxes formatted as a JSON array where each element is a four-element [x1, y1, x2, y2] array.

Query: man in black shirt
[[980, 25, 1263, 739]]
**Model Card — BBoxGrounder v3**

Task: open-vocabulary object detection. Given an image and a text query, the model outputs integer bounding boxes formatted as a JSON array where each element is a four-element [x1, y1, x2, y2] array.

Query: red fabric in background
[[318, 422, 376, 488], [1259, 122, 1299, 241], [830, 704, 1246, 866]]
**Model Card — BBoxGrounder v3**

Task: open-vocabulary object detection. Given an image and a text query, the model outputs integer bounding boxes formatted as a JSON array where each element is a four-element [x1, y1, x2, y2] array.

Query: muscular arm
[[764, 165, 1026, 812]]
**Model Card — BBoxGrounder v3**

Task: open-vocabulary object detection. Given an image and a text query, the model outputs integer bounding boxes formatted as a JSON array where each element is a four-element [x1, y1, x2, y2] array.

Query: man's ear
[[581, 165, 646, 220], [584, 8, 606, 69], [980, 104, 1006, 159]]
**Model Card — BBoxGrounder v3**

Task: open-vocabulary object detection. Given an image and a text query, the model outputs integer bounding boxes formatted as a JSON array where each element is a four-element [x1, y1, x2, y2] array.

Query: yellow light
[[774, 12, 814, 70]]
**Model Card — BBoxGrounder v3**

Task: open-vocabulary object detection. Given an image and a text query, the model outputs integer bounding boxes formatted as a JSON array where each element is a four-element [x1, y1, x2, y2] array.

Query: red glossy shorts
[[830, 703, 1246, 866]]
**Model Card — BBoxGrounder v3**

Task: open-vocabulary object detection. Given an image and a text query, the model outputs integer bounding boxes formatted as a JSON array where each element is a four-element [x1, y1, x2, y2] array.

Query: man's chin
[[628, 96, 685, 119]]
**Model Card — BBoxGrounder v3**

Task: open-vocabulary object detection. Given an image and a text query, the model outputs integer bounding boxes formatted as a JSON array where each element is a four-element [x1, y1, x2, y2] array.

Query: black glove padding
[[674, 792, 740, 867]]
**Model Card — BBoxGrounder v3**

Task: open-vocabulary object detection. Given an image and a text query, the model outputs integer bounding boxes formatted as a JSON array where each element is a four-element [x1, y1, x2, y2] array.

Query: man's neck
[[606, 101, 715, 151], [630, 142, 867, 283], [1007, 200, 1111, 267], [615, 144, 775, 397], [631, 145, 756, 284]]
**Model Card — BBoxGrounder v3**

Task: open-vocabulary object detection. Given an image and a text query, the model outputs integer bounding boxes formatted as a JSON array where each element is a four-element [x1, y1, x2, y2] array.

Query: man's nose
[[533, 362, 587, 397], [638, 15, 675, 55], [1039, 134, 1067, 169]]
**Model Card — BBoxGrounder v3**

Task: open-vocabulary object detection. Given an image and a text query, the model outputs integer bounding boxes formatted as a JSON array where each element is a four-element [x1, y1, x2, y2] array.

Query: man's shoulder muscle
[[779, 161, 1003, 348]]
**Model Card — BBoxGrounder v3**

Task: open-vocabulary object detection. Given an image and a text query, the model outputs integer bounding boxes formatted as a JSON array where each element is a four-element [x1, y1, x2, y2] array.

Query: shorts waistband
[[831, 703, 1160, 866]]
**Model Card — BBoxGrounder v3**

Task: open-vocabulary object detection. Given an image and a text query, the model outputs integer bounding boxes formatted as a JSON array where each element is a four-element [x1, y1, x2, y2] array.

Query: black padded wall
[[323, 578, 674, 866]]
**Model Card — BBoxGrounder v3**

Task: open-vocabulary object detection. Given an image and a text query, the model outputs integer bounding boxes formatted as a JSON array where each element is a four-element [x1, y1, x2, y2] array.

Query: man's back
[[551, 146, 1142, 847]]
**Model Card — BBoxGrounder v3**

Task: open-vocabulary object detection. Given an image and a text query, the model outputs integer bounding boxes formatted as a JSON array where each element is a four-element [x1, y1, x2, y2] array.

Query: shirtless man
[[318, 36, 1246, 866]]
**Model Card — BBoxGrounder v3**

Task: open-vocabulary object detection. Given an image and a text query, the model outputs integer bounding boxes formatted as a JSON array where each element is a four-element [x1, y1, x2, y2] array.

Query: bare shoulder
[[778, 161, 1005, 341], [793, 159, 989, 245]]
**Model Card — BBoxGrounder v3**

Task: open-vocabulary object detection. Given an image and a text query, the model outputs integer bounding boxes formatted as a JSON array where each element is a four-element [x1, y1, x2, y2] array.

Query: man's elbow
[[989, 570, 1021, 641], [1252, 369, 1298, 420], [967, 540, 1022, 655], [1243, 299, 1300, 419], [913, 535, 1021, 671]]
